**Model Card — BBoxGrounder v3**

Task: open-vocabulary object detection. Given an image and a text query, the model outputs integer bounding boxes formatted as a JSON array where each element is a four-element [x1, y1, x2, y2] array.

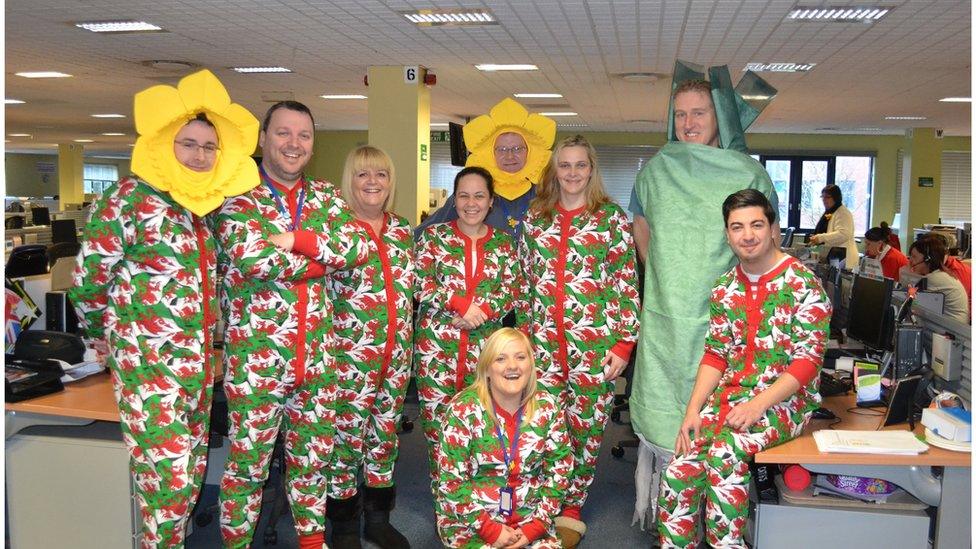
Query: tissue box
[[921, 407, 971, 442]]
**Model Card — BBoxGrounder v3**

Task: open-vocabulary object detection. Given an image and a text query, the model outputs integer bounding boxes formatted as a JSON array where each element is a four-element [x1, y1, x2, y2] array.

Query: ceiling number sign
[[404, 66, 419, 84]]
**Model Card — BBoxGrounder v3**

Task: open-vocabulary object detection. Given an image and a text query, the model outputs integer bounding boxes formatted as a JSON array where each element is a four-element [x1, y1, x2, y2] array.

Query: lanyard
[[261, 166, 306, 231], [491, 403, 524, 474], [497, 189, 533, 240]]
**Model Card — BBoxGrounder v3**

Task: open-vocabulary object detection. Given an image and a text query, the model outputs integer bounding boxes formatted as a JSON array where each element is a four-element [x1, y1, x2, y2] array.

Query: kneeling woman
[[436, 328, 574, 548]]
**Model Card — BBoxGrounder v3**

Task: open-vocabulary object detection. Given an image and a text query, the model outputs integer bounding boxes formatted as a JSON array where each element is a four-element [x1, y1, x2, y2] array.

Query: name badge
[[499, 487, 515, 516]]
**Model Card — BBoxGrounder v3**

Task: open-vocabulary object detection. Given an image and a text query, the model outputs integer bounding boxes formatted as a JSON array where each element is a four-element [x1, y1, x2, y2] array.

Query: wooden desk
[[6, 371, 118, 423], [754, 394, 971, 549], [756, 394, 971, 468]]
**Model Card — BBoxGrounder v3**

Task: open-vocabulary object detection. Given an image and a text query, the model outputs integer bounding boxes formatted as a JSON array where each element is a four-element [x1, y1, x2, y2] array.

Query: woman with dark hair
[[908, 236, 970, 323], [414, 166, 523, 473], [808, 184, 858, 265], [518, 135, 640, 547]]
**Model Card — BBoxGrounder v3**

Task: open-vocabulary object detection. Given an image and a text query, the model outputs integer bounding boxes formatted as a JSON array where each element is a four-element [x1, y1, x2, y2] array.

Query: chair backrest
[[51, 219, 78, 245], [47, 241, 81, 269], [50, 256, 78, 291], [6, 244, 49, 278]]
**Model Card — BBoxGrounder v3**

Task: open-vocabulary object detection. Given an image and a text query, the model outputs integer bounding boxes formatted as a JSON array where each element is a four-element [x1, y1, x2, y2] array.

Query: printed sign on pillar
[[404, 66, 419, 84]]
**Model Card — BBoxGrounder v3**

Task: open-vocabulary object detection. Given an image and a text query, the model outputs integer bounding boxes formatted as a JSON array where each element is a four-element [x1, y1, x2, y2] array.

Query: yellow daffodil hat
[[131, 69, 260, 216], [462, 98, 556, 201]]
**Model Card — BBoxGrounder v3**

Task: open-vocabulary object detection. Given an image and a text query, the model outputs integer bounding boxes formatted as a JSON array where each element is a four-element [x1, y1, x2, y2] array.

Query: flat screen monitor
[[847, 274, 895, 351], [31, 207, 50, 226], [448, 122, 468, 167], [51, 219, 78, 245], [831, 270, 855, 331], [892, 289, 946, 316]]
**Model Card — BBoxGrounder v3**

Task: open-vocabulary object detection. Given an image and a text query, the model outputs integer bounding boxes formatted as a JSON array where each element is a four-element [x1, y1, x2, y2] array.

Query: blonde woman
[[435, 328, 573, 548], [518, 135, 640, 546]]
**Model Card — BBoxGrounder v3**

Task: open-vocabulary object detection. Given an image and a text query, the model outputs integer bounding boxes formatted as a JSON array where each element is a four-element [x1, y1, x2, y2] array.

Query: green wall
[[5, 152, 131, 197]]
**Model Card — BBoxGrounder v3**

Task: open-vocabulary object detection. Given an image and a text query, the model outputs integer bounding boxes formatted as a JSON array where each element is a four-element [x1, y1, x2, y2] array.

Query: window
[[940, 150, 971, 223], [755, 154, 874, 235], [594, 145, 657, 217], [83, 163, 119, 194]]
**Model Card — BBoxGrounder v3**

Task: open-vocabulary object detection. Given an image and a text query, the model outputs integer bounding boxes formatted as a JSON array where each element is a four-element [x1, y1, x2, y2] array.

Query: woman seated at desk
[[905, 236, 970, 324]]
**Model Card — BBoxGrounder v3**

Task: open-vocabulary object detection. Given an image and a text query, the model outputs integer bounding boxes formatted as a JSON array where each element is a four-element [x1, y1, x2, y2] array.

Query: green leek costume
[[630, 61, 779, 450]]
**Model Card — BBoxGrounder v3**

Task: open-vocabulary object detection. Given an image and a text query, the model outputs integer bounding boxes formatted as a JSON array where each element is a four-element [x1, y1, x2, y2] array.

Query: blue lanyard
[[261, 166, 305, 231], [491, 403, 524, 473], [497, 186, 534, 240]]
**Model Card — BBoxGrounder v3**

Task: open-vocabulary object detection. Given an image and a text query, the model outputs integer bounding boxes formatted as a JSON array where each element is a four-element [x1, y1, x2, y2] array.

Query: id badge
[[499, 487, 514, 516]]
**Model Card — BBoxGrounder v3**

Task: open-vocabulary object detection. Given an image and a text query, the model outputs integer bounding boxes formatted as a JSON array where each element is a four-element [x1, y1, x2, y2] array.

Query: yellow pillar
[[898, 128, 942, 250], [57, 143, 85, 210], [367, 65, 430, 225]]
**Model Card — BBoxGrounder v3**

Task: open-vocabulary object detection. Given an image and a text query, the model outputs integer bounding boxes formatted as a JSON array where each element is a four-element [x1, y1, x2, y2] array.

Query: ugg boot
[[327, 493, 362, 549], [554, 516, 587, 549], [362, 485, 410, 549]]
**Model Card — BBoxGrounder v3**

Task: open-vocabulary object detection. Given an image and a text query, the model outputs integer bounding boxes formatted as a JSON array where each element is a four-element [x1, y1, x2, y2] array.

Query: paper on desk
[[813, 430, 929, 455], [56, 359, 106, 383]]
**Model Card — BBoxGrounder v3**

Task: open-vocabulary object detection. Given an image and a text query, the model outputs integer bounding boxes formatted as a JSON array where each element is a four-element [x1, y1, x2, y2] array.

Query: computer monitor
[[31, 207, 50, 226], [780, 227, 795, 248], [51, 219, 78, 245], [847, 274, 895, 351], [892, 289, 946, 316], [448, 122, 469, 167], [831, 269, 855, 331]]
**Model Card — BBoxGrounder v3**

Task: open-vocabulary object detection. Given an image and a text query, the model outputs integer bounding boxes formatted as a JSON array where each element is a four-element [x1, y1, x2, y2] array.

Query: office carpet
[[186, 401, 656, 548]]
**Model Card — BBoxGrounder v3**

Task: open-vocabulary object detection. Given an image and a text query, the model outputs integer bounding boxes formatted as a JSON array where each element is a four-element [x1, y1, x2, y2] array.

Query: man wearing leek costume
[[628, 61, 780, 527], [417, 98, 556, 239], [70, 70, 260, 548]]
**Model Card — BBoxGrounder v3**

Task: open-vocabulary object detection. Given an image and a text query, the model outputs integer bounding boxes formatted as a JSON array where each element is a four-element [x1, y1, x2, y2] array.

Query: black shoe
[[363, 485, 410, 549], [327, 494, 363, 549]]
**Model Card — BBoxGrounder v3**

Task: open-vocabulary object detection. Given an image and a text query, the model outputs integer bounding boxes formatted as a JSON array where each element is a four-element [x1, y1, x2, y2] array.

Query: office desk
[[755, 395, 971, 549], [4, 371, 139, 549]]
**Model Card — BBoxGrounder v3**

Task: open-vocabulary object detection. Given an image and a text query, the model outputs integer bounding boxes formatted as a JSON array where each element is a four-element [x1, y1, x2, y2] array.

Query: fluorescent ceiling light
[[740, 95, 772, 101], [430, 123, 449, 127], [8, 133, 31, 137], [74, 139, 95, 143], [884, 116, 927, 120], [16, 71, 72, 78], [557, 123, 588, 127], [787, 6, 890, 22], [92, 113, 126, 118], [75, 20, 163, 33], [402, 9, 496, 26], [5, 99, 25, 104], [514, 93, 563, 99], [232, 66, 292, 73], [539, 112, 578, 117], [744, 62, 816, 73], [320, 94, 367, 99], [476, 64, 538, 72], [939, 97, 972, 103], [101, 132, 126, 136]]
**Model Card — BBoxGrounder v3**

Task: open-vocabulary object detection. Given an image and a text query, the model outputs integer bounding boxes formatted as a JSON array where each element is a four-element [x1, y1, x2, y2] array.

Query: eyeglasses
[[176, 139, 219, 155], [494, 145, 527, 155]]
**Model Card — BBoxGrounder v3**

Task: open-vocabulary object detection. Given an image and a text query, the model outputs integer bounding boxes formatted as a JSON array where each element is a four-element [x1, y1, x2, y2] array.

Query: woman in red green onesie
[[519, 135, 640, 548]]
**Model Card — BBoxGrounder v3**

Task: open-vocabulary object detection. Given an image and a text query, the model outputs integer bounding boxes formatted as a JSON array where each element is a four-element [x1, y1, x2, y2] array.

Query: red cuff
[[477, 301, 495, 319], [786, 358, 819, 387], [477, 512, 503, 545], [449, 294, 472, 315], [700, 351, 727, 372], [292, 230, 319, 257], [610, 340, 635, 362], [521, 519, 547, 542]]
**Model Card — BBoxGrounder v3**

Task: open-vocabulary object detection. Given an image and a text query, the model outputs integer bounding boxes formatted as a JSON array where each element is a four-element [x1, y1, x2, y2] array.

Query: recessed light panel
[[514, 93, 563, 99], [402, 9, 496, 26], [787, 7, 891, 22], [92, 113, 126, 118], [16, 71, 72, 78], [8, 133, 31, 137], [539, 112, 578, 117], [101, 132, 126, 136], [884, 116, 927, 120], [320, 94, 367, 100], [743, 62, 816, 73], [75, 20, 164, 33], [476, 64, 538, 72], [232, 66, 292, 74], [939, 97, 972, 103], [74, 139, 95, 143], [5, 99, 25, 104]]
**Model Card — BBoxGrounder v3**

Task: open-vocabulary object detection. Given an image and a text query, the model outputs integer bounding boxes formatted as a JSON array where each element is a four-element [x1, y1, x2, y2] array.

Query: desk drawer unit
[[754, 498, 929, 548], [6, 421, 140, 549]]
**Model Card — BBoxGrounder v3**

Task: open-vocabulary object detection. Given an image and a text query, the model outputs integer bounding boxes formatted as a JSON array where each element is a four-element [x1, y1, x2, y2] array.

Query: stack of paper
[[813, 430, 929, 455]]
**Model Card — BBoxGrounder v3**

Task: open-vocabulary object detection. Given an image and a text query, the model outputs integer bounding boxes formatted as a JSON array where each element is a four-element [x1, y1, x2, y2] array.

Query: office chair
[[51, 219, 79, 245], [6, 215, 25, 229], [6, 244, 49, 278], [47, 241, 81, 269]]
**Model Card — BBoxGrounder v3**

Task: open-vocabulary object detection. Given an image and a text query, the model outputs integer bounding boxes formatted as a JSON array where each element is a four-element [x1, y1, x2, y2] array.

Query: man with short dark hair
[[658, 189, 830, 548], [214, 100, 371, 549], [864, 226, 909, 279], [629, 62, 780, 526]]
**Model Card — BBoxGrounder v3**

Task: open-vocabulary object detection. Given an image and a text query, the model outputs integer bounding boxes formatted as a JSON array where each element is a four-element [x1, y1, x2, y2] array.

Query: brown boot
[[554, 516, 586, 549]]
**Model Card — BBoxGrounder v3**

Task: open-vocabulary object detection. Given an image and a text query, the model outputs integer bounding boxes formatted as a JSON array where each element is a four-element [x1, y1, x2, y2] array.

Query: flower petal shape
[[131, 69, 260, 216]]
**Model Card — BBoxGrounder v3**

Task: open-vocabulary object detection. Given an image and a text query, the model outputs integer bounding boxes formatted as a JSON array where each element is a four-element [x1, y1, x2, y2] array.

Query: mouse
[[811, 407, 837, 420]]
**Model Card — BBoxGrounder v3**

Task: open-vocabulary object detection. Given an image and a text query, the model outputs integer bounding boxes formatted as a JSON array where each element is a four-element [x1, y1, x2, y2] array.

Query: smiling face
[[493, 132, 529, 174], [555, 145, 592, 205], [259, 107, 314, 186], [726, 205, 777, 266], [454, 173, 493, 230], [673, 90, 719, 147], [487, 338, 533, 400], [173, 119, 219, 172], [348, 165, 391, 217]]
